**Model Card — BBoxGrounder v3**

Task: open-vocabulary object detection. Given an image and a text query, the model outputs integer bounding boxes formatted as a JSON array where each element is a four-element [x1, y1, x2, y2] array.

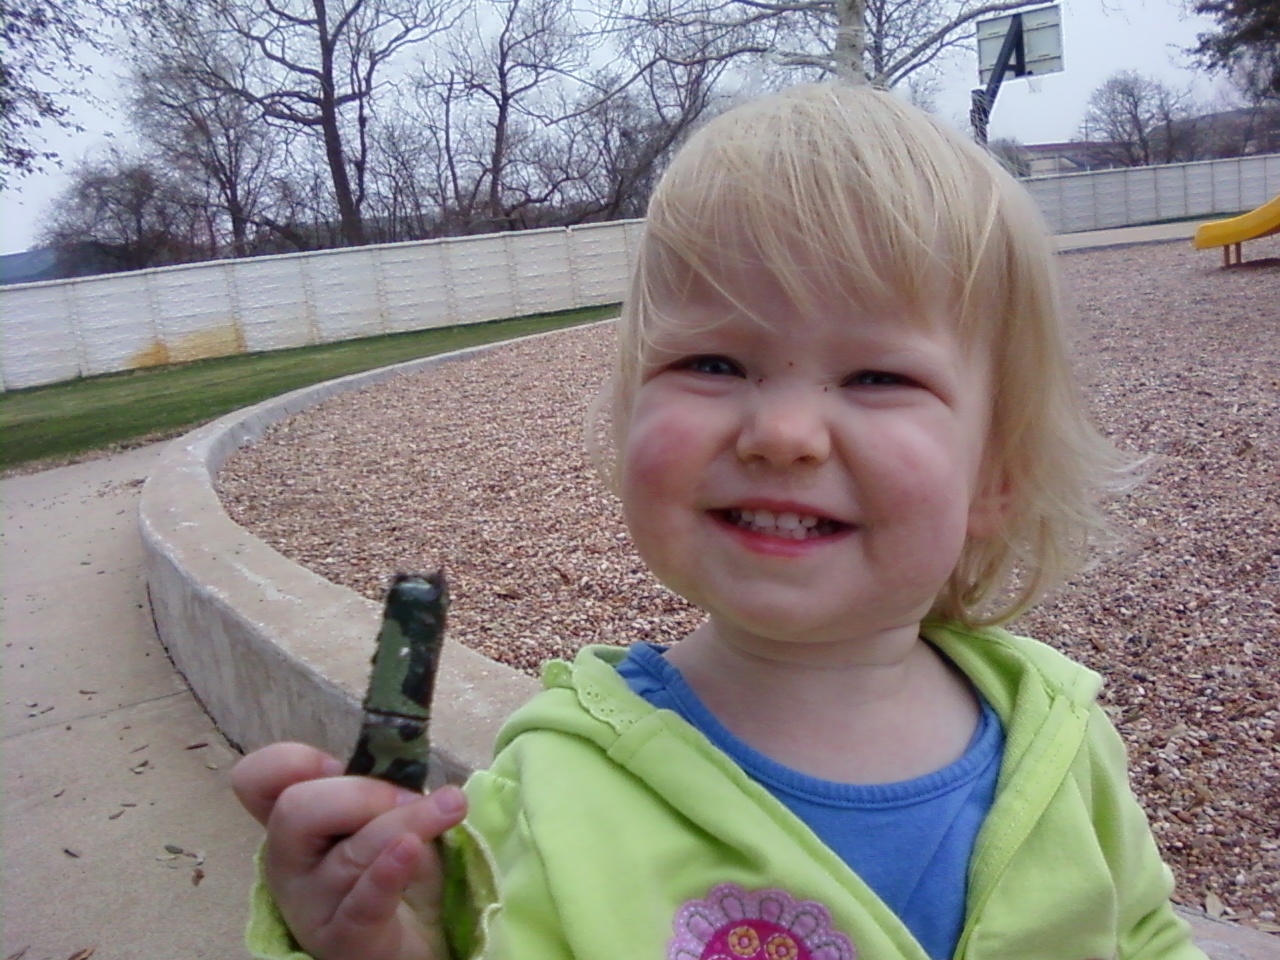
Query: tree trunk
[[315, 0, 366, 246], [831, 0, 866, 84]]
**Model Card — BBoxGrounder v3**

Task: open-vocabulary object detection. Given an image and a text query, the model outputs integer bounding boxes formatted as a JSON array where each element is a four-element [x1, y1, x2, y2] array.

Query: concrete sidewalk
[[1056, 219, 1202, 250], [2, 443, 261, 959]]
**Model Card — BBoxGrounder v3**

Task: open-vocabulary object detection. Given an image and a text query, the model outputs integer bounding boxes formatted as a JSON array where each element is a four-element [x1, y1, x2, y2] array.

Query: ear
[[967, 465, 1012, 541]]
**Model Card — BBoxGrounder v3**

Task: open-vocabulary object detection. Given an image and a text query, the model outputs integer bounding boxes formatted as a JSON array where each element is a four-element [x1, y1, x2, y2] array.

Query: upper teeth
[[731, 508, 825, 537]]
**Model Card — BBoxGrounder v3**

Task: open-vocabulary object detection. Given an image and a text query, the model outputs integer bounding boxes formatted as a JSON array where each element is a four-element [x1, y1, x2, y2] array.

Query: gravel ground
[[219, 236, 1279, 928]]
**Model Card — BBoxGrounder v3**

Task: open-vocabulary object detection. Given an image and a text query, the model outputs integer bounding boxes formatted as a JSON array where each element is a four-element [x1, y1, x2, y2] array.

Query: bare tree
[[1079, 70, 1205, 167], [1, 0, 110, 185], [128, 0, 457, 247], [402, 0, 738, 235], [601, 0, 1050, 89], [39, 148, 209, 270], [409, 0, 613, 233], [127, 38, 281, 258], [988, 136, 1028, 177], [363, 112, 442, 241], [552, 56, 728, 223]]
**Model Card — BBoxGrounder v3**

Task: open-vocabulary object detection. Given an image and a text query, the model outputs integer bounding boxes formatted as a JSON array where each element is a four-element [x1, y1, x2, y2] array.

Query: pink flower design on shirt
[[669, 883, 856, 960]]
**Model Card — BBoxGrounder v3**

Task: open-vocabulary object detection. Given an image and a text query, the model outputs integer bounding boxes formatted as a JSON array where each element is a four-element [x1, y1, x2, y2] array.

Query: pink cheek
[[866, 441, 975, 537], [620, 410, 706, 495]]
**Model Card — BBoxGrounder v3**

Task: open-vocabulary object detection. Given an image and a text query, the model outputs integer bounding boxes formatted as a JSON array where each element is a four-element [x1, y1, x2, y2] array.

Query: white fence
[[3, 153, 1277, 391], [0, 220, 644, 391], [1024, 152, 1280, 234]]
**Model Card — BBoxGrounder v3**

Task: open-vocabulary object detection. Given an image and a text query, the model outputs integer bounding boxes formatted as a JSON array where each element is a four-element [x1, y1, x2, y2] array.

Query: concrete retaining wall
[[137, 335, 547, 783]]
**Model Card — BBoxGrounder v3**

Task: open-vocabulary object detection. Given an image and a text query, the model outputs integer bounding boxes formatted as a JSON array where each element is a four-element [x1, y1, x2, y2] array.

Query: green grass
[[0, 305, 617, 472]]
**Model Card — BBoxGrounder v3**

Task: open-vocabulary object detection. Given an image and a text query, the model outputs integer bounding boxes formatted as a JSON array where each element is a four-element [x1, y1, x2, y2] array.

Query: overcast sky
[[0, 0, 1225, 256]]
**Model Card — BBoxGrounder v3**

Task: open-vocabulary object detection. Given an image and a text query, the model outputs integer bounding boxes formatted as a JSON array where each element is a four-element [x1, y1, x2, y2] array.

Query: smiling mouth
[[719, 508, 847, 540]]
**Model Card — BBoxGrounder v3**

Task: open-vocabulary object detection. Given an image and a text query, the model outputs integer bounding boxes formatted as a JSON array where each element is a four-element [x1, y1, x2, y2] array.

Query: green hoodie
[[248, 624, 1205, 960]]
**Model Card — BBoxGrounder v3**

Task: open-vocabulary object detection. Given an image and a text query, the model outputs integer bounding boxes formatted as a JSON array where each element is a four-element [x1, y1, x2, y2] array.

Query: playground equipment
[[1192, 194, 1280, 266], [971, 5, 1063, 146]]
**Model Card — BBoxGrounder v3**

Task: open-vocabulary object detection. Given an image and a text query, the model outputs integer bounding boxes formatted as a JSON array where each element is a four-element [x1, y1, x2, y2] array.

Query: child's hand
[[232, 742, 468, 960]]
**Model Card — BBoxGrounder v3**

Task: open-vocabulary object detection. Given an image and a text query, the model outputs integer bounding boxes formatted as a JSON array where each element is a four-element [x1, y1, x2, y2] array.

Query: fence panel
[[1, 283, 80, 389], [448, 235, 518, 326], [1186, 164, 1217, 216], [150, 262, 243, 363], [74, 273, 167, 376], [378, 242, 450, 334], [511, 231, 574, 318], [308, 248, 386, 342], [234, 256, 315, 354], [1241, 155, 1280, 207], [1092, 174, 1129, 229], [1022, 152, 1279, 234], [570, 223, 634, 305]]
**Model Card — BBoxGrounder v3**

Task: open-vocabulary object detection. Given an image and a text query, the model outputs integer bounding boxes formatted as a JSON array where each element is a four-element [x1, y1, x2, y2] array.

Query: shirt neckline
[[625, 642, 1003, 809]]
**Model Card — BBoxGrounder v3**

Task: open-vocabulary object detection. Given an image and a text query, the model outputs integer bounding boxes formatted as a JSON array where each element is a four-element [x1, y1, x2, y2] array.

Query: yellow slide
[[1193, 193, 1280, 266]]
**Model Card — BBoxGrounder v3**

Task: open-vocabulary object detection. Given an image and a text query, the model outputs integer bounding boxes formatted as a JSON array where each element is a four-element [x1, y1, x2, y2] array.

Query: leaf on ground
[[66, 949, 96, 960], [1204, 890, 1227, 919]]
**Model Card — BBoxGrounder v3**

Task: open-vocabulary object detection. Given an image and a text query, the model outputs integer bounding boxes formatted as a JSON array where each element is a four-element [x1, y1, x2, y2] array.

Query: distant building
[[1020, 141, 1126, 176], [1016, 106, 1280, 177]]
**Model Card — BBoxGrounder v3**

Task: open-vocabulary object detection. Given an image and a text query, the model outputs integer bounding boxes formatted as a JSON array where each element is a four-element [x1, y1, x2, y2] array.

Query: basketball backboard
[[978, 4, 1064, 85]]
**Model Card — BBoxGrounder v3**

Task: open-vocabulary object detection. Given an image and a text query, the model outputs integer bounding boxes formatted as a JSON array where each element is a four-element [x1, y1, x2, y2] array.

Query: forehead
[[640, 232, 970, 352]]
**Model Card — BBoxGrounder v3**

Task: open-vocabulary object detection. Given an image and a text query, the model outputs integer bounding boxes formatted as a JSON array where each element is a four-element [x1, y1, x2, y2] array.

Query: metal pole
[[971, 13, 1026, 146]]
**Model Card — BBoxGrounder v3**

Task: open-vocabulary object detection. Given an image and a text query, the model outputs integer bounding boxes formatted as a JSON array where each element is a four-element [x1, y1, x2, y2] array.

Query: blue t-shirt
[[617, 642, 1004, 960]]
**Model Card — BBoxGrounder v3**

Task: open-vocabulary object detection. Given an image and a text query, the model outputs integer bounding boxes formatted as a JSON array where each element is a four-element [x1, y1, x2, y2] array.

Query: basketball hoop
[[972, 5, 1062, 142]]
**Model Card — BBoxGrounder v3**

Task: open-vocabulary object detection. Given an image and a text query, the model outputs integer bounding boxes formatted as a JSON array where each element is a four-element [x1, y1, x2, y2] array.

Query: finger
[[331, 833, 425, 935], [326, 785, 467, 877], [328, 790, 467, 941], [232, 742, 343, 826], [266, 775, 423, 877]]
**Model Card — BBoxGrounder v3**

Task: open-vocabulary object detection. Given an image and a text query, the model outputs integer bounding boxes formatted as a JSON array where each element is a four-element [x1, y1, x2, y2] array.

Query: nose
[[736, 386, 832, 468]]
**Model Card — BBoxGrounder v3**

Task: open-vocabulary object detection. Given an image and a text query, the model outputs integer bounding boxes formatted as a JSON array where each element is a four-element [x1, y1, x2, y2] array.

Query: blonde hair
[[594, 82, 1137, 626]]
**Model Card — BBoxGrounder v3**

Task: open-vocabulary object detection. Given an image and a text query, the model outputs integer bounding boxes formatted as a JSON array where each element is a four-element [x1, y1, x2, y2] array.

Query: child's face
[[618, 264, 1006, 655]]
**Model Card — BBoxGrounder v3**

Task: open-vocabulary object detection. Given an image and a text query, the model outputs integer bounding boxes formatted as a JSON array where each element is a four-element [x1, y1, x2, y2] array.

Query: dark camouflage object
[[345, 571, 448, 791]]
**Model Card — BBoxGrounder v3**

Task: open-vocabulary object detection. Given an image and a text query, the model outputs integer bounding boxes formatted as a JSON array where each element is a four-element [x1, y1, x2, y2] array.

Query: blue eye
[[683, 355, 743, 377]]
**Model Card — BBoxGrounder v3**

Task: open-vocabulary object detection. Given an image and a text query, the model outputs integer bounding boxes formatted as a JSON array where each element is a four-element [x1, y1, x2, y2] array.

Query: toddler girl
[[233, 82, 1205, 960]]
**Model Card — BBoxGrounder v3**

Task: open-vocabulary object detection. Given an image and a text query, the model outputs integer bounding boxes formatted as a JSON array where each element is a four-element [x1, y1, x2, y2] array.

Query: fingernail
[[321, 757, 345, 777], [433, 785, 466, 817]]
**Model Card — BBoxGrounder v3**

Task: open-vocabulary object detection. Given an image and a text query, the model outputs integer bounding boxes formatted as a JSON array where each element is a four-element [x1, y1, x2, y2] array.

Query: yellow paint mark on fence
[[129, 324, 247, 369]]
